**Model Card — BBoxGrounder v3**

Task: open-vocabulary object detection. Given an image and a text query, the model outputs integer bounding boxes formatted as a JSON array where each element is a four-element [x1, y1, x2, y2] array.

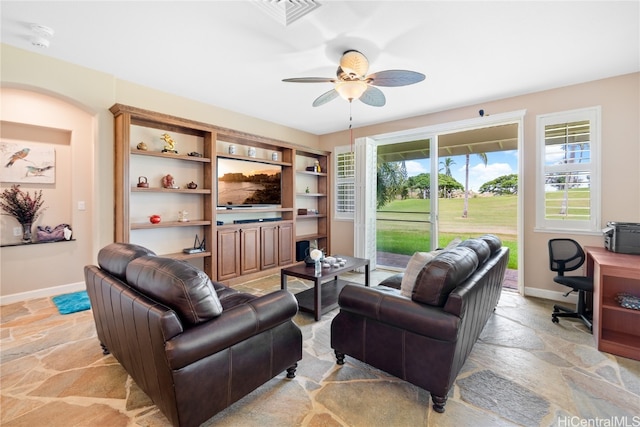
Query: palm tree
[[377, 161, 407, 208], [462, 152, 487, 218], [439, 157, 455, 176], [439, 157, 455, 198]]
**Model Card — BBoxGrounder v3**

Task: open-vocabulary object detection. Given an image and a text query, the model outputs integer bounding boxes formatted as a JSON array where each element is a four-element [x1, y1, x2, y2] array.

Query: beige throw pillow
[[401, 251, 437, 297], [445, 237, 462, 250]]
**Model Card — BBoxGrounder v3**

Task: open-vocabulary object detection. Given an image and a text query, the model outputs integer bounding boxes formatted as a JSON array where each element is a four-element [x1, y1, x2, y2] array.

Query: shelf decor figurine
[[162, 174, 178, 189], [247, 147, 257, 158], [178, 210, 188, 222], [63, 225, 72, 240], [186, 181, 197, 189], [183, 234, 206, 254], [161, 133, 177, 154], [137, 176, 149, 188], [136, 141, 147, 151], [0, 184, 46, 243]]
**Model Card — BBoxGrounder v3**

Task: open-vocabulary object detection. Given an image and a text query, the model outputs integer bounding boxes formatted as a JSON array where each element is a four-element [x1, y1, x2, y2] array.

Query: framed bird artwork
[[1, 141, 55, 184]]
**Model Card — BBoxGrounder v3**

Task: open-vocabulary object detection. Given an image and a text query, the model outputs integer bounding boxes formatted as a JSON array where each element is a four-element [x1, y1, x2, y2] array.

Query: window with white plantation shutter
[[335, 146, 355, 220], [536, 107, 600, 232]]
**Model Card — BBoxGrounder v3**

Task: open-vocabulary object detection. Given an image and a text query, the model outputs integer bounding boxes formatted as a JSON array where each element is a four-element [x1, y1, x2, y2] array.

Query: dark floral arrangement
[[0, 185, 46, 225]]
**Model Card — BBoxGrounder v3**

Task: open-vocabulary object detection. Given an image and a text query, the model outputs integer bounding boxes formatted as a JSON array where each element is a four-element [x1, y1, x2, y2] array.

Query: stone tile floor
[[1, 270, 639, 426]]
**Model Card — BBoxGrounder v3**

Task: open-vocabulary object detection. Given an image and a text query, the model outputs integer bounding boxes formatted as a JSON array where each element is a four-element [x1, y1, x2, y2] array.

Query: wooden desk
[[585, 246, 640, 361]]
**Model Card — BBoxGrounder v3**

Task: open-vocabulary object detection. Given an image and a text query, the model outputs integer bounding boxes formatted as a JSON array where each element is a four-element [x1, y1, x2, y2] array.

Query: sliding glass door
[[375, 136, 439, 269], [360, 115, 522, 288]]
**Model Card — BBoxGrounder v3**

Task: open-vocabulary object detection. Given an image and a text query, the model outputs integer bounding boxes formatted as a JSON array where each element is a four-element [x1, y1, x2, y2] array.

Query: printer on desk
[[602, 221, 640, 255]]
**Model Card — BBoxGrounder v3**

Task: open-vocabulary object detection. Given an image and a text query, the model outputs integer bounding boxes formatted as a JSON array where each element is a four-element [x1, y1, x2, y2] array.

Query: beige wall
[[1, 42, 638, 302], [321, 72, 640, 298], [1, 89, 95, 300], [0, 44, 319, 303]]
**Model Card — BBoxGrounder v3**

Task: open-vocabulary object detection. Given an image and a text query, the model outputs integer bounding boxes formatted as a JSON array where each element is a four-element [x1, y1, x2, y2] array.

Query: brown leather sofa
[[84, 243, 302, 427], [331, 235, 508, 413]]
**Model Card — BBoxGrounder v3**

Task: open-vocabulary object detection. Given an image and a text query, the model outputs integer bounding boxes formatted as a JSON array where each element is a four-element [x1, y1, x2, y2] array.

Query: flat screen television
[[217, 157, 282, 207]]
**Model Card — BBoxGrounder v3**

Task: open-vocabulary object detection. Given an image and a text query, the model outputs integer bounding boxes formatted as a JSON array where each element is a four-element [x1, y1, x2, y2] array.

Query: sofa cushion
[[397, 238, 462, 297], [444, 237, 463, 250], [97, 242, 156, 281], [458, 238, 491, 265], [400, 251, 437, 297], [480, 234, 502, 254], [126, 256, 223, 325], [378, 273, 403, 290], [412, 246, 479, 306]]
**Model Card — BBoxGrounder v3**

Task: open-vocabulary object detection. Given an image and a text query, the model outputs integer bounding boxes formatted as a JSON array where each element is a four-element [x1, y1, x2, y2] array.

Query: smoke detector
[[31, 37, 50, 48], [30, 24, 54, 48], [31, 24, 54, 37]]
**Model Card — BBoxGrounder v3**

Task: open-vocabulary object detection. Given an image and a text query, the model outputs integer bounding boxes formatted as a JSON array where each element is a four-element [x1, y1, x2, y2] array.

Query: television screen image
[[217, 157, 282, 207]]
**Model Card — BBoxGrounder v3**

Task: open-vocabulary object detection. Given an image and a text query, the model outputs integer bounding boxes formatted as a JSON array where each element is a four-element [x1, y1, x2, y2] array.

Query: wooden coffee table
[[281, 255, 370, 321]]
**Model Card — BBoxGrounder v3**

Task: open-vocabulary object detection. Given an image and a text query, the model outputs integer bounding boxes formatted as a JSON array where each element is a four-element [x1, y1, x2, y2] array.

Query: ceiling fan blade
[[367, 70, 425, 87], [282, 77, 335, 83], [312, 89, 340, 107], [359, 86, 386, 107]]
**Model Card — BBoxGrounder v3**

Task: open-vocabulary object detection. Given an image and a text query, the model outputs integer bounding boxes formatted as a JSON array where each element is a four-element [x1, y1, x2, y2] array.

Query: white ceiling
[[1, 1, 638, 135]]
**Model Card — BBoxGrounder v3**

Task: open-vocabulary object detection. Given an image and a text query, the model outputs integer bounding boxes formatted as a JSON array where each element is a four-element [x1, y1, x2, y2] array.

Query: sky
[[404, 150, 518, 192]]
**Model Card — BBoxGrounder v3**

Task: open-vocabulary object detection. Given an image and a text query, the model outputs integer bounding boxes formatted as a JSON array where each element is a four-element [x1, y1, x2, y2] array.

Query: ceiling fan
[[283, 50, 425, 107]]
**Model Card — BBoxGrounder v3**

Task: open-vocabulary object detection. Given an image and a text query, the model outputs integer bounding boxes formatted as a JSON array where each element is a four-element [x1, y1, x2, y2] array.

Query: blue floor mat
[[52, 290, 91, 315]]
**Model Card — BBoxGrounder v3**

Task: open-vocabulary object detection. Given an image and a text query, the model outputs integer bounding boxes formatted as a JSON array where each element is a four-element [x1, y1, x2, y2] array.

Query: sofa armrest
[[165, 290, 298, 369], [338, 285, 460, 342]]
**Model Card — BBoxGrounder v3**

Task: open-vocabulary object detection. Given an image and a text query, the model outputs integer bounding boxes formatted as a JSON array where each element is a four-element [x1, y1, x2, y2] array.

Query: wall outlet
[[13, 226, 22, 237]]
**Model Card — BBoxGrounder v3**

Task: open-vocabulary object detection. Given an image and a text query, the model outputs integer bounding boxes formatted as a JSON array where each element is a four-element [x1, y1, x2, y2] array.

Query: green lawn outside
[[377, 196, 518, 269]]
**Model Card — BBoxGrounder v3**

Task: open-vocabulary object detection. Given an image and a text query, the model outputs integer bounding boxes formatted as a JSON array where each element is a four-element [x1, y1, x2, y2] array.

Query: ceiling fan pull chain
[[349, 101, 354, 152]]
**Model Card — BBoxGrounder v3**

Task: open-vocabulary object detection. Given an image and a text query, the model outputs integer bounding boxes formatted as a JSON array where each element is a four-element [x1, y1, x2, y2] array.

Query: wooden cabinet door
[[278, 222, 294, 266], [217, 229, 240, 281], [240, 227, 260, 275], [261, 225, 279, 270]]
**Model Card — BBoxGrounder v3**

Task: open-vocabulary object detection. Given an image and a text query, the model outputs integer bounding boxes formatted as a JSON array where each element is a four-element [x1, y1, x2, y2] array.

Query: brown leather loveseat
[[84, 243, 302, 427], [331, 235, 508, 413]]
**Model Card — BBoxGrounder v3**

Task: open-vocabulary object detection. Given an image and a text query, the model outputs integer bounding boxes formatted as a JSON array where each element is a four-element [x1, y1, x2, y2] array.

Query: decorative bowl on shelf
[[617, 293, 640, 310]]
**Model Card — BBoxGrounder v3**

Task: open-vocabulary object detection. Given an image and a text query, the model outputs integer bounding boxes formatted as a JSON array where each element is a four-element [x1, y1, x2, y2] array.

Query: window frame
[[334, 144, 355, 221], [535, 106, 601, 233]]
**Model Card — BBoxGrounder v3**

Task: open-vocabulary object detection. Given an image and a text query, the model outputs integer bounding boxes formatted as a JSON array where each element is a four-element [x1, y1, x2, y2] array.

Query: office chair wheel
[[552, 315, 559, 324]]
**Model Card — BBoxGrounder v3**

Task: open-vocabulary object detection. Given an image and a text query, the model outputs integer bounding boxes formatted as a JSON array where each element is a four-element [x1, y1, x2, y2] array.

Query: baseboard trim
[[0, 281, 86, 306], [524, 286, 578, 304]]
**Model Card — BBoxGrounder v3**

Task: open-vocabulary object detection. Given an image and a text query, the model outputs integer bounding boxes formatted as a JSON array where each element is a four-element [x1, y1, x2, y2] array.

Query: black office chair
[[548, 239, 594, 332]]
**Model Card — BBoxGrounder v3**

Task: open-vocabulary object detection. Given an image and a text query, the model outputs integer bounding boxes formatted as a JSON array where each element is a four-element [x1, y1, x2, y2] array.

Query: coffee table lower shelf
[[295, 279, 354, 318]]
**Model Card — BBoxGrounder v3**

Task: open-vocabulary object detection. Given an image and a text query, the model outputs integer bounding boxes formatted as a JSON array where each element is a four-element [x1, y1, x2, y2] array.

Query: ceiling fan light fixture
[[340, 50, 369, 77], [335, 80, 368, 101]]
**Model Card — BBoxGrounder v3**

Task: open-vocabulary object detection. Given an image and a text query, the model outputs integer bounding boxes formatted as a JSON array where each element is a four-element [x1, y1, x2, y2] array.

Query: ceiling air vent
[[251, 0, 321, 26]]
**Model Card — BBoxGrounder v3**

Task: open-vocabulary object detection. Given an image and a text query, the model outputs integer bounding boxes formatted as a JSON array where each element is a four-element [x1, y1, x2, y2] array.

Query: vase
[[21, 222, 32, 243]]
